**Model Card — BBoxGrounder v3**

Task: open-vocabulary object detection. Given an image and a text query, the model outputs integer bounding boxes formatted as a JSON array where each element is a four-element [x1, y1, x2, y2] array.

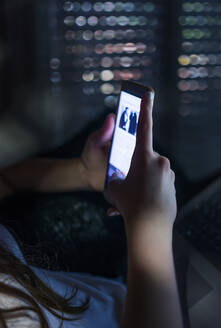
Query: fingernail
[[107, 207, 121, 216], [147, 91, 154, 101], [108, 211, 120, 217]]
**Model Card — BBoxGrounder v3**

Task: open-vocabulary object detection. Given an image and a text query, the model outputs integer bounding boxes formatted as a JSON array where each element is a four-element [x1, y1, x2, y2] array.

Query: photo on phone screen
[[105, 89, 142, 187]]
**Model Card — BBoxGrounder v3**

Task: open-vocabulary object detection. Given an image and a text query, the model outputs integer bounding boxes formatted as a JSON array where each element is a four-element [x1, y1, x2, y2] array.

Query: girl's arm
[[0, 114, 115, 195], [108, 92, 183, 328]]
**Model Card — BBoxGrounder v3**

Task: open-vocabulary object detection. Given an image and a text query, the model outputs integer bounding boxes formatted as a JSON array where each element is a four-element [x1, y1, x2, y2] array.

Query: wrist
[[125, 219, 174, 278], [125, 212, 174, 240], [125, 216, 173, 257], [73, 158, 92, 191]]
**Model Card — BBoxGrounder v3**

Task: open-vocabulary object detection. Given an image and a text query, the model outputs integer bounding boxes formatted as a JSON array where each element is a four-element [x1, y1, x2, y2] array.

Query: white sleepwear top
[[0, 224, 126, 327]]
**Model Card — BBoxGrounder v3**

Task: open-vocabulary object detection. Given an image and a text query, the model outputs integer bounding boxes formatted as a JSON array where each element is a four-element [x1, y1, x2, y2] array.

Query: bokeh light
[[64, 16, 75, 26], [60, 1, 162, 105], [50, 58, 61, 70], [100, 83, 114, 95], [177, 2, 221, 116], [63, 2, 74, 12]]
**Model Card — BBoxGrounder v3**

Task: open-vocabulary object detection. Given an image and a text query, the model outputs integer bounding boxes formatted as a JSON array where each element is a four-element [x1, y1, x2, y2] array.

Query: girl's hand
[[81, 114, 115, 192], [107, 92, 177, 230]]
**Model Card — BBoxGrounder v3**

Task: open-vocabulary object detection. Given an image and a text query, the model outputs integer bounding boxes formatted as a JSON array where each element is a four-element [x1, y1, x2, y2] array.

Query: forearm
[[121, 219, 183, 328], [0, 158, 90, 193]]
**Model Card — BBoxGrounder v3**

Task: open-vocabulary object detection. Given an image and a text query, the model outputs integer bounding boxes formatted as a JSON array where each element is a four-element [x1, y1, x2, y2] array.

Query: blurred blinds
[[48, 1, 166, 112], [177, 1, 221, 117], [171, 0, 221, 181]]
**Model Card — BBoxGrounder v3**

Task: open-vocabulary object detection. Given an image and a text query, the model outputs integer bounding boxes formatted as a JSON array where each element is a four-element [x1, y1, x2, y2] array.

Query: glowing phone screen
[[106, 91, 141, 185]]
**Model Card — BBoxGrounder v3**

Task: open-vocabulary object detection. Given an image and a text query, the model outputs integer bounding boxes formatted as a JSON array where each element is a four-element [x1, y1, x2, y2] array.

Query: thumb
[[105, 172, 125, 206], [95, 114, 115, 146]]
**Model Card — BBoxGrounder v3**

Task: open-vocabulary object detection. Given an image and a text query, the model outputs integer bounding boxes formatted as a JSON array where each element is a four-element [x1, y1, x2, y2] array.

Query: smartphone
[[105, 80, 153, 188]]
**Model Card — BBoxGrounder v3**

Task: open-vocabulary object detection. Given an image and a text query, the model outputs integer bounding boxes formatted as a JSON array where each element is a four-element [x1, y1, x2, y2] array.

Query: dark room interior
[[0, 1, 220, 327]]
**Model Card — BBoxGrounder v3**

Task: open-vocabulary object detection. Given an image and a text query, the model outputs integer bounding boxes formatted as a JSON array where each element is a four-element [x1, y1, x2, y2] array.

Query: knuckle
[[153, 151, 160, 158], [158, 156, 170, 169], [143, 149, 153, 159], [141, 150, 155, 166], [170, 169, 175, 180], [134, 147, 152, 162]]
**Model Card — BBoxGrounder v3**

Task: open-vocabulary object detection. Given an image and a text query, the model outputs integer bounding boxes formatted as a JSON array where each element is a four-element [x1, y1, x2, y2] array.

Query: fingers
[[156, 156, 175, 182], [98, 114, 115, 145], [104, 171, 124, 211], [157, 156, 171, 170], [136, 90, 154, 154]]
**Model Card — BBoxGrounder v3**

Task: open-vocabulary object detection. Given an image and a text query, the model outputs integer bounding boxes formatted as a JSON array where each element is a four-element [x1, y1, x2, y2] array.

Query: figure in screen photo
[[119, 106, 129, 131], [129, 111, 138, 136]]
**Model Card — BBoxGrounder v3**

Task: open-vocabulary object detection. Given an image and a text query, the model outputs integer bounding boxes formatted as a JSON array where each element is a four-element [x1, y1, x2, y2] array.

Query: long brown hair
[[0, 225, 90, 327]]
